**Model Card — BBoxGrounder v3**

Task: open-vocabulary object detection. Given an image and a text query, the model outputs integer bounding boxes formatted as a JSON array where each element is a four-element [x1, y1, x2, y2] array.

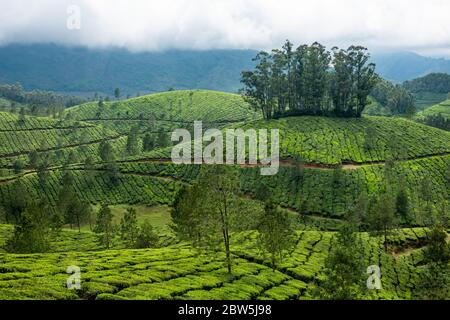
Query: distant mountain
[[371, 52, 450, 83], [403, 73, 450, 93], [1, 44, 450, 95], [0, 44, 257, 96]]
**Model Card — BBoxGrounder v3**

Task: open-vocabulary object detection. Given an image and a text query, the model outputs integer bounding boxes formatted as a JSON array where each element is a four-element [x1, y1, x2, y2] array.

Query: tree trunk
[[221, 195, 232, 274], [384, 227, 388, 252], [76, 215, 81, 233], [225, 231, 231, 274], [271, 253, 276, 272]]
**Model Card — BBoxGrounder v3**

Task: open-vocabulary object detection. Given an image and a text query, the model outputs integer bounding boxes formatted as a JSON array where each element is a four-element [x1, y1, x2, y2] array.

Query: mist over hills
[[371, 51, 450, 83], [0, 43, 449, 96], [0, 44, 256, 96]]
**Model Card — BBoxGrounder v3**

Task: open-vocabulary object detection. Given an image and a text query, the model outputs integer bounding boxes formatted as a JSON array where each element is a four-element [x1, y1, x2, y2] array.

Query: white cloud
[[0, 0, 449, 55]]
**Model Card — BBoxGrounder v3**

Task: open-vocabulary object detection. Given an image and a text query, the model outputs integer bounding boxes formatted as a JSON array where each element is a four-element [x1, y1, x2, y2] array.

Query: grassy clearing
[[91, 204, 172, 228]]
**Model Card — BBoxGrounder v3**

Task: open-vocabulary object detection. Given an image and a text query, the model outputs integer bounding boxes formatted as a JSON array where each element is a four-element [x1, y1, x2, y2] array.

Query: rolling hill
[[0, 90, 448, 300], [418, 100, 450, 120], [66, 90, 260, 132]]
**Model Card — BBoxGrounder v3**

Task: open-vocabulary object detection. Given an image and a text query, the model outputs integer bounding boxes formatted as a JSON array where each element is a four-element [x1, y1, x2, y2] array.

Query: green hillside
[[414, 92, 448, 110], [66, 90, 260, 130], [130, 115, 450, 165], [418, 100, 450, 120], [0, 90, 448, 300], [0, 225, 432, 300], [236, 116, 450, 164]]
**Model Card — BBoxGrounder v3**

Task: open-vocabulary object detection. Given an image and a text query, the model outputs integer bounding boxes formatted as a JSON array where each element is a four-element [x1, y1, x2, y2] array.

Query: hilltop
[[66, 90, 260, 124]]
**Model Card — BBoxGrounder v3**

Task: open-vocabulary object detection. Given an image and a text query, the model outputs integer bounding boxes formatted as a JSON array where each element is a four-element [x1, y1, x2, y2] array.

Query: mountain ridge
[[1, 43, 450, 96]]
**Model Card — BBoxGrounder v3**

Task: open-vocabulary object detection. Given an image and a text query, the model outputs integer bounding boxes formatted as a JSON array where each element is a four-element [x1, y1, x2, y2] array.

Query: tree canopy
[[241, 41, 378, 119]]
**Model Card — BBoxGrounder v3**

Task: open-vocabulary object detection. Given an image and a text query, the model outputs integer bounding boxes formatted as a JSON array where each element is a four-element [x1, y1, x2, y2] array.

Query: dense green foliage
[[370, 79, 415, 115], [417, 100, 450, 131], [0, 83, 87, 117], [233, 116, 450, 164], [404, 73, 450, 94]]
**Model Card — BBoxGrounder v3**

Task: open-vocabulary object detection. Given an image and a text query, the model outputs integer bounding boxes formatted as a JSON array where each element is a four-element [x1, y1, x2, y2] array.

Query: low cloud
[[0, 0, 449, 56]]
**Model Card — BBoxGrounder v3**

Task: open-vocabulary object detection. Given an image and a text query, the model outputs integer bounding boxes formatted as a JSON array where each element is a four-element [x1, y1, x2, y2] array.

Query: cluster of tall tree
[[93, 205, 159, 249], [0, 82, 87, 116], [241, 41, 378, 119]]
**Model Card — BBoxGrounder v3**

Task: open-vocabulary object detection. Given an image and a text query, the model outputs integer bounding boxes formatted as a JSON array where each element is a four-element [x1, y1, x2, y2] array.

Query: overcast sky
[[1, 0, 450, 56]]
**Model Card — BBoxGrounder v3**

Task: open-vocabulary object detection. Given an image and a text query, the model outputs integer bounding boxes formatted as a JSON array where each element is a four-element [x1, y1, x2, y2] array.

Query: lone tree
[[114, 88, 121, 100], [98, 141, 120, 184], [395, 184, 411, 225], [12, 159, 24, 174], [57, 170, 92, 232], [135, 220, 159, 249], [120, 207, 139, 247], [98, 141, 115, 163], [142, 133, 155, 152], [316, 222, 365, 299], [6, 201, 52, 253], [368, 192, 397, 251], [94, 205, 115, 249], [171, 165, 242, 274], [1, 181, 29, 224], [257, 198, 295, 271], [18, 107, 26, 124], [126, 126, 140, 155]]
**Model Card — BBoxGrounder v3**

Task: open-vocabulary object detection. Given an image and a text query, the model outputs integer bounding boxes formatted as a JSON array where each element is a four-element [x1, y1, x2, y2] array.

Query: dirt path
[[118, 151, 450, 170], [1, 152, 449, 185]]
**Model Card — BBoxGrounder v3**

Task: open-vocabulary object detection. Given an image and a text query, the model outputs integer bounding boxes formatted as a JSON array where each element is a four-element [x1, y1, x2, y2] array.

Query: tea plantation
[[0, 90, 449, 300], [0, 226, 433, 300]]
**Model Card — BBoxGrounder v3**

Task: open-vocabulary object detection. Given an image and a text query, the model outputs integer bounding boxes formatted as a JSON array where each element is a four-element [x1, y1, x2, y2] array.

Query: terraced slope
[[0, 112, 127, 169], [66, 90, 261, 134], [1, 111, 449, 218], [418, 100, 450, 120], [0, 169, 179, 208], [0, 227, 431, 300], [0, 91, 449, 301], [1, 152, 448, 218], [414, 92, 448, 110], [129, 115, 450, 165], [240, 116, 450, 165]]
